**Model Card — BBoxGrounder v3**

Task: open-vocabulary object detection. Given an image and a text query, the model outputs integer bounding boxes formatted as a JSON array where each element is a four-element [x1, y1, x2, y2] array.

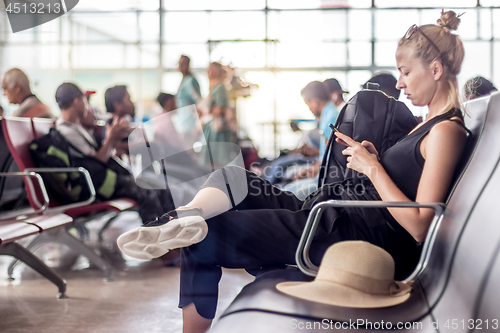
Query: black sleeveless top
[[380, 108, 463, 202], [301, 108, 464, 278]]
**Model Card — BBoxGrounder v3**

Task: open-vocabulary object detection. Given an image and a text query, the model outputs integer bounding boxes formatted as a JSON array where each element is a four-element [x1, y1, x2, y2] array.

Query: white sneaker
[[117, 209, 207, 260]]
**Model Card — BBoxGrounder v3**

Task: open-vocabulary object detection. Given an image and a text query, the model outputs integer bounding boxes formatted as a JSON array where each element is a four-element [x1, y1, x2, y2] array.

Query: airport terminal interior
[[0, 1, 500, 332]]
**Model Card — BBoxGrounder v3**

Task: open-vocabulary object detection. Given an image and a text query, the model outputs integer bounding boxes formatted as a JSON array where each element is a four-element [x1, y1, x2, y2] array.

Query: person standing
[[175, 55, 202, 142], [1, 68, 53, 118], [199, 62, 238, 169]]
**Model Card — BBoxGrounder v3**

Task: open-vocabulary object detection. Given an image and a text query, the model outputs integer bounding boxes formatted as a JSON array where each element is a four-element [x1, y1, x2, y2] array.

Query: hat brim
[[276, 280, 410, 308]]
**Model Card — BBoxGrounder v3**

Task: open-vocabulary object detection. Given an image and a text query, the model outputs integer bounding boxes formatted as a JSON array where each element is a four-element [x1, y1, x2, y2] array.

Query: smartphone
[[329, 124, 340, 133]]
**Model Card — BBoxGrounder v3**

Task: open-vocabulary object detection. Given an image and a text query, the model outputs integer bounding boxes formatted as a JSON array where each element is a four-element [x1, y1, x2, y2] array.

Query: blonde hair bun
[[437, 10, 461, 31]]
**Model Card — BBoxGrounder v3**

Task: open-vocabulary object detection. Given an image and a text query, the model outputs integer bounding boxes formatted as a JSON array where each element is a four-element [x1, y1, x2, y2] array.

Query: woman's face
[[396, 45, 438, 107]]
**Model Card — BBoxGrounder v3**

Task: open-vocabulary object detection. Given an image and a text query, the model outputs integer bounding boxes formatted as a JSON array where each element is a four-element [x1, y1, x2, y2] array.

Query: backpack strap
[[317, 123, 338, 188]]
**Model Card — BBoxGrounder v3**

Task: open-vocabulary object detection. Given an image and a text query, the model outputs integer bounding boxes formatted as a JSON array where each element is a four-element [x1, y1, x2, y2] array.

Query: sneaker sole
[[117, 216, 208, 260]]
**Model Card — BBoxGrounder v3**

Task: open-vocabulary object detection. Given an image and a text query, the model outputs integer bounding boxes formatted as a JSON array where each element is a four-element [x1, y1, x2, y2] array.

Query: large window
[[0, 0, 498, 157]]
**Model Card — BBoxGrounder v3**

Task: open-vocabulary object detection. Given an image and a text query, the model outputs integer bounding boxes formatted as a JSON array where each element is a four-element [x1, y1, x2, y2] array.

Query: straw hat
[[276, 241, 412, 308]]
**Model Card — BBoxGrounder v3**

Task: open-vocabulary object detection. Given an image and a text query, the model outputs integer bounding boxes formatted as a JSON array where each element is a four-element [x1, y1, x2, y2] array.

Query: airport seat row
[[0, 213, 73, 298], [0, 116, 138, 295], [211, 93, 500, 333]]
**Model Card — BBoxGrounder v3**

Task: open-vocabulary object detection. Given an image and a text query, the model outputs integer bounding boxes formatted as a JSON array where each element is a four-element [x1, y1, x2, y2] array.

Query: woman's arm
[[337, 121, 466, 242]]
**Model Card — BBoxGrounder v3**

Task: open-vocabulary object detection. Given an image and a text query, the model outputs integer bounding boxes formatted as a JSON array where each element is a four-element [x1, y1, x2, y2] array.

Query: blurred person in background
[[105, 84, 135, 122], [464, 76, 497, 100], [280, 80, 341, 198], [175, 55, 202, 143], [324, 78, 348, 112], [104, 85, 135, 158], [199, 62, 238, 169], [55, 82, 176, 223], [1, 68, 53, 118], [155, 92, 185, 150], [79, 90, 104, 145]]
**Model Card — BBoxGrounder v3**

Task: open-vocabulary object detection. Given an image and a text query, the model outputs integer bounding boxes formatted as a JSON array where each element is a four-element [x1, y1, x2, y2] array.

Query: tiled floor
[[0, 212, 254, 333]]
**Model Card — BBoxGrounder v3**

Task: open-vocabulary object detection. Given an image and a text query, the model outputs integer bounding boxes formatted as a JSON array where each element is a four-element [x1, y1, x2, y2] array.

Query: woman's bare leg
[[182, 303, 212, 333], [178, 187, 231, 219]]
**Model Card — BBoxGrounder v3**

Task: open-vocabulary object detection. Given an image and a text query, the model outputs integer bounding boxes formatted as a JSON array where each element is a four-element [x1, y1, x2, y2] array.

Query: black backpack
[[318, 88, 418, 187], [29, 128, 128, 205]]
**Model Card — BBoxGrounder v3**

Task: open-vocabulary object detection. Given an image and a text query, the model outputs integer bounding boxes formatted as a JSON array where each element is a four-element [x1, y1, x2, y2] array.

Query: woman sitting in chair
[[118, 10, 467, 333]]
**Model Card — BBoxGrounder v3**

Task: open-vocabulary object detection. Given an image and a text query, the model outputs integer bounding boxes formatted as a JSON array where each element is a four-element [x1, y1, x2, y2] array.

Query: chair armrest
[[296, 200, 446, 282], [24, 167, 97, 214], [0, 171, 50, 219]]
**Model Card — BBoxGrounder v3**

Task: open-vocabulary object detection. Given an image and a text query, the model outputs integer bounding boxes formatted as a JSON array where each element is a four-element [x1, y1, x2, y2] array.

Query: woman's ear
[[431, 60, 444, 81]]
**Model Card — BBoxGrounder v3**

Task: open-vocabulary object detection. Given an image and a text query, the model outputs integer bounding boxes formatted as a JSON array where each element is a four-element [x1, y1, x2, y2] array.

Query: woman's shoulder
[[427, 114, 467, 144]]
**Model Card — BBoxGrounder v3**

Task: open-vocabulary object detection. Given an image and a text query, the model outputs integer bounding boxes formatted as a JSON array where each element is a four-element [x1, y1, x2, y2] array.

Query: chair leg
[[1, 242, 67, 298], [7, 232, 50, 279], [8, 227, 112, 281], [97, 213, 120, 241], [55, 228, 113, 281]]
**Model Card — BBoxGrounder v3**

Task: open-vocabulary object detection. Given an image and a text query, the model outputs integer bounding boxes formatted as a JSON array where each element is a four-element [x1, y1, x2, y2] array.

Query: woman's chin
[[410, 100, 425, 107]]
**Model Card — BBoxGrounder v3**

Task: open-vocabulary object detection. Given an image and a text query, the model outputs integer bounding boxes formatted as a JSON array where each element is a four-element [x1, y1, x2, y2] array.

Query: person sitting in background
[[324, 78, 348, 111], [286, 81, 340, 185], [105, 85, 135, 122], [104, 85, 137, 159], [277, 80, 341, 198], [55, 82, 175, 223], [155, 93, 186, 150], [263, 81, 337, 185], [362, 71, 401, 99], [80, 91, 105, 147], [464, 76, 497, 100], [1, 68, 53, 118], [56, 83, 131, 165], [153, 92, 208, 200]]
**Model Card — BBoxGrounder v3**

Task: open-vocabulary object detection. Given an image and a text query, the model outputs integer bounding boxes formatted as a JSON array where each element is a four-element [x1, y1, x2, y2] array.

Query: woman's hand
[[335, 132, 380, 177], [360, 140, 379, 159]]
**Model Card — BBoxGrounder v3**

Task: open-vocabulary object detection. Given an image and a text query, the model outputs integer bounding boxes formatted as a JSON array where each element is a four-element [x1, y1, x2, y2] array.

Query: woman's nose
[[396, 76, 404, 90]]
